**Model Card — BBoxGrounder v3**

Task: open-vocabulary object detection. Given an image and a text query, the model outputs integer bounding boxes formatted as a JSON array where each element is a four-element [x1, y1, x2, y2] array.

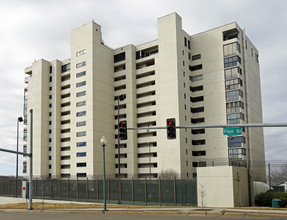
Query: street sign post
[[223, 127, 242, 135]]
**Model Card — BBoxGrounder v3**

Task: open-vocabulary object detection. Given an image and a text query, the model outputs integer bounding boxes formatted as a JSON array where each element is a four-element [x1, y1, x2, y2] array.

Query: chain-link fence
[[0, 177, 197, 207]]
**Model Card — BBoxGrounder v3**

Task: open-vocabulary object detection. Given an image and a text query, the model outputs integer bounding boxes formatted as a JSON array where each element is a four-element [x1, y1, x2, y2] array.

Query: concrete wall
[[197, 166, 250, 207]]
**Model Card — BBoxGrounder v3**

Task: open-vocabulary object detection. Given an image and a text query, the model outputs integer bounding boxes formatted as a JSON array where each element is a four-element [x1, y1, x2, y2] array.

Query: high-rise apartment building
[[23, 13, 265, 181]]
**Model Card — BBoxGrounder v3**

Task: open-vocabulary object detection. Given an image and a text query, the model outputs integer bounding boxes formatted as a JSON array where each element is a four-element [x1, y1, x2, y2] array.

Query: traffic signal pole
[[127, 123, 287, 131], [0, 111, 34, 210]]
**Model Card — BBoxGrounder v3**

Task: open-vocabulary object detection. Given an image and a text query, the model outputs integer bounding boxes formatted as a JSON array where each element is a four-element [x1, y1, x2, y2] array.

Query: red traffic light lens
[[168, 121, 173, 126]]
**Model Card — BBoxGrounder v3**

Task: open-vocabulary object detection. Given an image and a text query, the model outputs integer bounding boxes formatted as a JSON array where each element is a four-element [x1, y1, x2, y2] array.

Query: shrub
[[255, 191, 287, 207]]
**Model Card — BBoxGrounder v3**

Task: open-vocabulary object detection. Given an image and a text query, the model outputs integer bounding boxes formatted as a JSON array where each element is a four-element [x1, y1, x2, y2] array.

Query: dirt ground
[[0, 202, 145, 209]]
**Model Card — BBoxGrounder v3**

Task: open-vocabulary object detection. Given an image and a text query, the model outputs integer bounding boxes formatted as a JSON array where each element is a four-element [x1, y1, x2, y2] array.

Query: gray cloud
[[1, 0, 287, 175]]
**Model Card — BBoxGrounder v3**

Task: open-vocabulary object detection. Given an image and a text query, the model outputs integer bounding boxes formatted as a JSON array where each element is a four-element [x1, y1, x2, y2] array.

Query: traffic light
[[119, 120, 127, 140], [166, 118, 176, 139]]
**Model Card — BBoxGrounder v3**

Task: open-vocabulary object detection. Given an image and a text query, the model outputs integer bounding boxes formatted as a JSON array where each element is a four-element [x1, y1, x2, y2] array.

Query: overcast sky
[[0, 0, 286, 176]]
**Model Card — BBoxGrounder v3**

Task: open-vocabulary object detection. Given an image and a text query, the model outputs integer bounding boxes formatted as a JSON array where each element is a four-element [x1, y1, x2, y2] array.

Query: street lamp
[[117, 94, 125, 204], [100, 136, 107, 211], [16, 116, 23, 197]]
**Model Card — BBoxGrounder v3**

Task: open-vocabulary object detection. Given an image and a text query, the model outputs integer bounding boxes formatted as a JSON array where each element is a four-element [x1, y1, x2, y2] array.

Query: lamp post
[[16, 116, 23, 197], [117, 94, 125, 204], [100, 136, 107, 211]]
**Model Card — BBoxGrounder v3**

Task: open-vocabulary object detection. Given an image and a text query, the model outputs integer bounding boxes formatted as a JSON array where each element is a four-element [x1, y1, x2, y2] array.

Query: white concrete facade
[[197, 166, 251, 207], [23, 13, 265, 180]]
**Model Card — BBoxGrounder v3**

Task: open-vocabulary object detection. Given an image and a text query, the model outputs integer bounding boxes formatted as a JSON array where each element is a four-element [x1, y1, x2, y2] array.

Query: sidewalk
[[1, 197, 287, 218]]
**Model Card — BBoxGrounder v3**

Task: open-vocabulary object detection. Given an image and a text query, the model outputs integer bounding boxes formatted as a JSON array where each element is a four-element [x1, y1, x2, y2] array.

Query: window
[[76, 49, 87, 57], [76, 121, 86, 127], [77, 173, 86, 177], [115, 85, 126, 91], [190, 85, 203, 92], [136, 47, 158, 60], [192, 140, 206, 145], [226, 101, 244, 113], [188, 40, 191, 49], [223, 42, 241, 57], [190, 96, 204, 102], [76, 61, 86, 68], [76, 111, 86, 117], [192, 54, 201, 61], [49, 66, 52, 73], [189, 64, 202, 72], [76, 101, 86, 107], [224, 67, 242, 79], [76, 81, 86, 87], [115, 75, 126, 82], [223, 28, 239, 41], [191, 107, 204, 113], [77, 162, 87, 167], [76, 142, 86, 147], [192, 129, 205, 134], [61, 75, 70, 82], [227, 113, 244, 124], [192, 151, 206, 156], [61, 63, 70, 73], [226, 90, 243, 102], [114, 52, 126, 63], [76, 91, 86, 97], [191, 118, 205, 124], [184, 37, 187, 47], [228, 148, 246, 159], [61, 111, 70, 116], [114, 64, 126, 72], [193, 162, 206, 167], [190, 75, 203, 82], [76, 152, 86, 157], [76, 71, 86, 78], [225, 78, 243, 90], [224, 56, 241, 68], [76, 131, 86, 137], [255, 53, 259, 63], [228, 136, 245, 147]]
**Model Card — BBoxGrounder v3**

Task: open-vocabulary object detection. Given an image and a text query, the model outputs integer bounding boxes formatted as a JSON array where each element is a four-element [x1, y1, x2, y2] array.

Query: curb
[[1, 208, 287, 218]]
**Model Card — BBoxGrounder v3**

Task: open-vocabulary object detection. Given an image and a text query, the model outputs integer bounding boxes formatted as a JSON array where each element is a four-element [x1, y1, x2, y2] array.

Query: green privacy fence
[[0, 177, 197, 206]]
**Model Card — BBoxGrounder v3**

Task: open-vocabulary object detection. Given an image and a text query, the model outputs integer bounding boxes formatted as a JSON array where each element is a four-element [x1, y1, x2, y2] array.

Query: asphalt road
[[0, 212, 286, 220]]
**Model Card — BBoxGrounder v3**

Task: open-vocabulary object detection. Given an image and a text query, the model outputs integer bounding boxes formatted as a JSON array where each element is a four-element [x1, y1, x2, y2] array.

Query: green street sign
[[223, 127, 242, 135]]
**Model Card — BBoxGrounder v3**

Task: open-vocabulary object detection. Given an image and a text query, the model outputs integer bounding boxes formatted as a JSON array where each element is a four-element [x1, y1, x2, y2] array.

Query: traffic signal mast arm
[[126, 123, 287, 130]]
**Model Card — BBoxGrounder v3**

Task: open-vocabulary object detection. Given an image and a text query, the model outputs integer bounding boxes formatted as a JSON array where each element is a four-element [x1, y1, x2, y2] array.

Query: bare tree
[[270, 163, 287, 186], [198, 183, 207, 210], [159, 169, 177, 179]]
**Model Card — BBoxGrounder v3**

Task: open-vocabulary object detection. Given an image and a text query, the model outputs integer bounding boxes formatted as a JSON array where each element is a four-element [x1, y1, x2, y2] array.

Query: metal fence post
[[67, 178, 69, 201], [268, 163, 271, 190], [159, 177, 162, 207], [9, 178, 11, 196], [77, 177, 79, 201], [42, 178, 44, 199], [96, 177, 99, 202], [59, 179, 61, 199], [50, 178, 52, 199], [174, 177, 177, 206], [132, 177, 134, 205], [145, 178, 147, 206], [86, 177, 89, 202], [108, 178, 110, 203]]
